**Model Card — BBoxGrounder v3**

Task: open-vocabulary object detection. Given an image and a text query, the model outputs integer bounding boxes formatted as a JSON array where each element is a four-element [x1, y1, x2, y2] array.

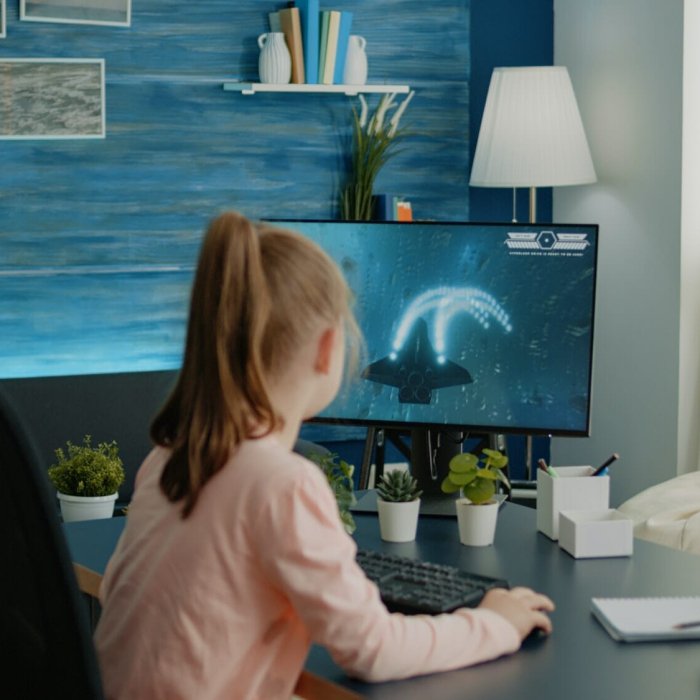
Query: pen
[[538, 458, 558, 478], [591, 453, 619, 476], [672, 620, 700, 630]]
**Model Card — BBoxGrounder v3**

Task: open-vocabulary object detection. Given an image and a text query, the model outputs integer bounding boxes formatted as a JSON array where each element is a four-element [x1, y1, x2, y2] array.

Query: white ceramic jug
[[343, 35, 368, 85], [258, 32, 291, 84]]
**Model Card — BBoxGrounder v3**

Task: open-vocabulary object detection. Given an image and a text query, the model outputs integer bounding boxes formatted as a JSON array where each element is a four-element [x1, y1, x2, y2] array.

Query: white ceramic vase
[[58, 492, 118, 523], [258, 32, 292, 84], [343, 35, 368, 85], [456, 498, 499, 546], [377, 498, 420, 542]]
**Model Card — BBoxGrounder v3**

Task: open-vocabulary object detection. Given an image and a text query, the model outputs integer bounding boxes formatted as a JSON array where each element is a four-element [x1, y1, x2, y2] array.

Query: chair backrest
[[0, 390, 104, 699]]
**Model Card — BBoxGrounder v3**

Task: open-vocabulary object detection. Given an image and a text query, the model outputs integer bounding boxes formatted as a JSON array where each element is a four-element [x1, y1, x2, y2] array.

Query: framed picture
[[20, 0, 131, 27], [1, 0, 6, 39], [0, 59, 105, 139]]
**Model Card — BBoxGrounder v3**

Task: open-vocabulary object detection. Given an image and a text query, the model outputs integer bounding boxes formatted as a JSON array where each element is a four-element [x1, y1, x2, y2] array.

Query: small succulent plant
[[441, 448, 510, 505], [376, 469, 423, 503]]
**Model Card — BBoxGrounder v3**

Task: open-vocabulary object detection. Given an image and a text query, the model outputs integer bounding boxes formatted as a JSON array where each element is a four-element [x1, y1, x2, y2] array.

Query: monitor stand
[[409, 428, 461, 514], [355, 427, 506, 516]]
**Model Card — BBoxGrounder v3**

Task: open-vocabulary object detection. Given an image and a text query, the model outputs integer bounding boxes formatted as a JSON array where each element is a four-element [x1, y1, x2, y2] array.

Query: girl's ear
[[314, 327, 337, 375]]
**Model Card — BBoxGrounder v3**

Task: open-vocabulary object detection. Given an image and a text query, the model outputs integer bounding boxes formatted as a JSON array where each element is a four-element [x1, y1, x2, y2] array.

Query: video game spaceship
[[362, 317, 473, 404]]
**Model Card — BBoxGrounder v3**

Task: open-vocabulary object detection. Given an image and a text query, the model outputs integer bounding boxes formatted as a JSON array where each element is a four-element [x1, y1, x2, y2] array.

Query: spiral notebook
[[591, 597, 700, 642]]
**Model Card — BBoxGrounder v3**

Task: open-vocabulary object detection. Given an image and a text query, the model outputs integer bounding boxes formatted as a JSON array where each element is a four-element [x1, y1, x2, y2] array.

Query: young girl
[[95, 211, 554, 699]]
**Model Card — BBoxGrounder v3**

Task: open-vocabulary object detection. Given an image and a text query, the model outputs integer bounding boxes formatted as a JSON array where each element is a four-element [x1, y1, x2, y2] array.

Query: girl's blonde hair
[[152, 211, 359, 517]]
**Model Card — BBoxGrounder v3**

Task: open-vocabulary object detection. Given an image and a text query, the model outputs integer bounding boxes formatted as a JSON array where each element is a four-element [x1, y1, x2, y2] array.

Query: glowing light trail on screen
[[391, 287, 512, 362]]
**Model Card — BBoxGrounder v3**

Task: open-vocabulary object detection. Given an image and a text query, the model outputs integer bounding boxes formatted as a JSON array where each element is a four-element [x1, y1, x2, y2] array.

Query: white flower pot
[[58, 492, 118, 522], [377, 498, 420, 542], [456, 498, 499, 547]]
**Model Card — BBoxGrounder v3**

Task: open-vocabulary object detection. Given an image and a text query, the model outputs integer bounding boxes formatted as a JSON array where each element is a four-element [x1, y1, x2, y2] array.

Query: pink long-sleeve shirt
[[95, 436, 520, 699]]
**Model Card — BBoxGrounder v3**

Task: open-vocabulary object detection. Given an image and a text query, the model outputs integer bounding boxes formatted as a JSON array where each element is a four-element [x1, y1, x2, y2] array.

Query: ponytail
[[153, 212, 358, 517], [153, 212, 279, 517]]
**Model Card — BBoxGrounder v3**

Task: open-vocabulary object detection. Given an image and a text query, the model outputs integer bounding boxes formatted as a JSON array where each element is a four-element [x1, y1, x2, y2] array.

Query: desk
[[64, 503, 700, 700]]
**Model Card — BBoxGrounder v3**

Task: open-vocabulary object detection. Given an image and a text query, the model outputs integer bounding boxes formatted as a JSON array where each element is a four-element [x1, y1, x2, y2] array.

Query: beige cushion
[[617, 471, 700, 556]]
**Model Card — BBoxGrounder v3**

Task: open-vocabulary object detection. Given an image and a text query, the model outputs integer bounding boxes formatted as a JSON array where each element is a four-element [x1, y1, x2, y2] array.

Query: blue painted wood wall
[[0, 0, 471, 379]]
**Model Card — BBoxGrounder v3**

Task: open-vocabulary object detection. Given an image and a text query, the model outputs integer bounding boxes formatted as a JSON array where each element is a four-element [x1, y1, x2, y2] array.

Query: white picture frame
[[0, 0, 6, 38], [0, 59, 106, 140], [20, 0, 131, 27]]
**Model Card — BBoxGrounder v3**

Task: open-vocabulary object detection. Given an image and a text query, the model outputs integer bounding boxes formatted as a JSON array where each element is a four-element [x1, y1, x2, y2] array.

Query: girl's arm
[[255, 464, 522, 682]]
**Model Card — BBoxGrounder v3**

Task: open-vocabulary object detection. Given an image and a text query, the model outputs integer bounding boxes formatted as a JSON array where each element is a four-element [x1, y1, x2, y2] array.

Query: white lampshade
[[470, 66, 596, 188]]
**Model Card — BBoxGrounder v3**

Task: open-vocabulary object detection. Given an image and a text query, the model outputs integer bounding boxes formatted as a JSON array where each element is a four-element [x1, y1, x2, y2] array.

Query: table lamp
[[470, 66, 596, 223]]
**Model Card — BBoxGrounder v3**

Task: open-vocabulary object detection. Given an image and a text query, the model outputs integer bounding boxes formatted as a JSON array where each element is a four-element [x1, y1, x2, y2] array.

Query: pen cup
[[536, 466, 610, 540]]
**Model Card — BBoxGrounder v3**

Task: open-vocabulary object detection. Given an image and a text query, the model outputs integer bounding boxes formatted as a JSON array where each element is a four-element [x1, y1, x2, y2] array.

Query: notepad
[[591, 597, 700, 642]]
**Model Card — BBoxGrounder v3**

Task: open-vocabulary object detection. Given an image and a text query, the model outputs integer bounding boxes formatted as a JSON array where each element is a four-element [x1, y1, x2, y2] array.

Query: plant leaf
[[497, 470, 512, 489], [478, 470, 499, 480], [482, 449, 508, 468], [441, 476, 461, 494], [447, 469, 478, 486], [463, 479, 496, 505], [449, 453, 479, 472]]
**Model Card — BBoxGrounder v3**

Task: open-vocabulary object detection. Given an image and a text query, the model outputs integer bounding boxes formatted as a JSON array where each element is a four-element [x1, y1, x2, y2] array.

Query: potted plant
[[309, 451, 357, 535], [376, 469, 423, 542], [441, 448, 509, 546], [340, 91, 415, 221], [48, 435, 125, 523]]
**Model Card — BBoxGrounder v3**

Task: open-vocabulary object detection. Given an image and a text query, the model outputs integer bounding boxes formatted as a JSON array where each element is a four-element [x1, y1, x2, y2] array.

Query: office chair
[[0, 391, 105, 699]]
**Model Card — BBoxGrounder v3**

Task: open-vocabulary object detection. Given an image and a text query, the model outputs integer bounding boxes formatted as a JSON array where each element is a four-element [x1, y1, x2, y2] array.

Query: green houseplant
[[48, 435, 125, 522], [376, 469, 422, 543], [309, 451, 357, 535], [340, 91, 415, 221], [440, 448, 510, 504], [441, 449, 509, 546]]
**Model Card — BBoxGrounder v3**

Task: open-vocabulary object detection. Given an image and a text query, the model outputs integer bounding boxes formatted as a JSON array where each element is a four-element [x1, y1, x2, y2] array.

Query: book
[[268, 11, 282, 32], [321, 10, 341, 85], [279, 7, 305, 84], [591, 597, 700, 642], [396, 200, 413, 221], [332, 11, 353, 84], [318, 11, 330, 84], [294, 0, 320, 84], [373, 194, 395, 221]]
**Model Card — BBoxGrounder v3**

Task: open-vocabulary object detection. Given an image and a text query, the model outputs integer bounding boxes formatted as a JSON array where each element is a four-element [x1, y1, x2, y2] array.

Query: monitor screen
[[270, 220, 599, 437]]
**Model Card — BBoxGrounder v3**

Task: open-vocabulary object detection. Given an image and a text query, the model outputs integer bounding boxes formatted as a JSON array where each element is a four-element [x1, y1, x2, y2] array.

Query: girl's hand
[[479, 586, 555, 641]]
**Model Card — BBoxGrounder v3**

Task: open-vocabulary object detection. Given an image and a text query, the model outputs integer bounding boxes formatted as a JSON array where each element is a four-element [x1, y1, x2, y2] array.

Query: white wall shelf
[[222, 82, 410, 96]]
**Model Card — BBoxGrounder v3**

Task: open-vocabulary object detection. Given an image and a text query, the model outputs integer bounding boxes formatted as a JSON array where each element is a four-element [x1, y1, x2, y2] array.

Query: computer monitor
[[271, 220, 599, 491]]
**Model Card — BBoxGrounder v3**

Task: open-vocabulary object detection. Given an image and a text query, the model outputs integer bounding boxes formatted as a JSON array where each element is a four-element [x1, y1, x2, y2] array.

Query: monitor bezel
[[264, 218, 600, 439]]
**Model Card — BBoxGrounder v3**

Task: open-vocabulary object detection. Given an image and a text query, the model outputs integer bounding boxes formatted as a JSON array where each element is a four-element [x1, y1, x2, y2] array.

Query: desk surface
[[64, 503, 700, 700]]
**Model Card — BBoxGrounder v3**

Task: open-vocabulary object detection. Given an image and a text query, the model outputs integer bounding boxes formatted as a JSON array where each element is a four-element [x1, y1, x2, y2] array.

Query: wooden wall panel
[[0, 0, 470, 379]]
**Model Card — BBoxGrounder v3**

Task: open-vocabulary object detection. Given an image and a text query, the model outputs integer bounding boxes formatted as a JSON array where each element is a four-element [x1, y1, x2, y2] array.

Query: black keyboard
[[356, 548, 509, 615]]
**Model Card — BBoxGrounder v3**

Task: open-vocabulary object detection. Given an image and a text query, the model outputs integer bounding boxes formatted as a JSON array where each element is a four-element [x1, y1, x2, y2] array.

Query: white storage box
[[537, 466, 609, 540], [559, 509, 634, 559]]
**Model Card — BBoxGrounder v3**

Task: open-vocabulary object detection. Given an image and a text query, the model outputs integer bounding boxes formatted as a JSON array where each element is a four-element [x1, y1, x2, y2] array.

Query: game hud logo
[[505, 231, 590, 257]]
